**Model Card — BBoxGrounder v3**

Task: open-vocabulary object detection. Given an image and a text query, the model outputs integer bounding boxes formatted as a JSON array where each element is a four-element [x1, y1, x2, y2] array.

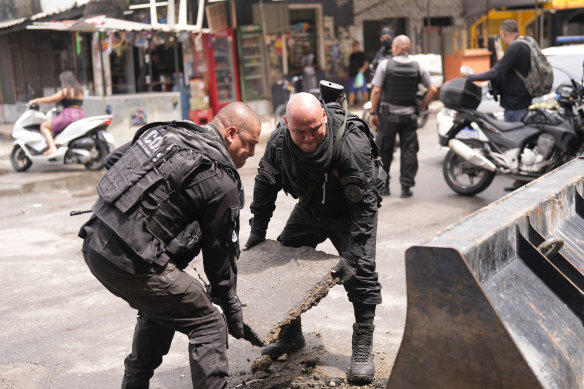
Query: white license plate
[[102, 131, 115, 144]]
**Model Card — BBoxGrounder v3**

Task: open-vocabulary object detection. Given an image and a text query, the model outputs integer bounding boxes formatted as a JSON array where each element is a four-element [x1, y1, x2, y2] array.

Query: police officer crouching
[[79, 102, 261, 389], [369, 35, 437, 198], [243, 83, 385, 384]]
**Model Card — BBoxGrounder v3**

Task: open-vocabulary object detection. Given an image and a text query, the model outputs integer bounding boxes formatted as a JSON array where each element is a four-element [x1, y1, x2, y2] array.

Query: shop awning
[[465, 0, 546, 15], [0, 0, 90, 31], [27, 15, 157, 32]]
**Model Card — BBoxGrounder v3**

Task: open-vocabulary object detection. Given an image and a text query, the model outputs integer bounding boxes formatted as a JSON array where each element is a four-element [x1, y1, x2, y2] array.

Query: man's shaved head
[[213, 101, 260, 135], [286, 92, 322, 122], [284, 92, 327, 153], [211, 102, 261, 168], [392, 35, 411, 56]]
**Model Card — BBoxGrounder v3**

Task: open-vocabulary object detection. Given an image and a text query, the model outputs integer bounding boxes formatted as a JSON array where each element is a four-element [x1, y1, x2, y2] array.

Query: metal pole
[[486, 0, 490, 48], [540, 4, 544, 46], [168, 0, 175, 28], [534, 0, 539, 41], [426, 0, 430, 52], [174, 36, 180, 91], [259, 0, 273, 105], [98, 33, 106, 96]]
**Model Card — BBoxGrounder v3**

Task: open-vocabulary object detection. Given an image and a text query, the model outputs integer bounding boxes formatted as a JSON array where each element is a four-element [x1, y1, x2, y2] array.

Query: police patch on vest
[[340, 175, 361, 186], [344, 185, 363, 202], [258, 160, 278, 184]]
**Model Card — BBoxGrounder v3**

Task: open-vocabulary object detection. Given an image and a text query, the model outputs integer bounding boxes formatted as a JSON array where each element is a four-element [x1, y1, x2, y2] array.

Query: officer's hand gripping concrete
[[220, 295, 244, 339], [331, 257, 357, 285]]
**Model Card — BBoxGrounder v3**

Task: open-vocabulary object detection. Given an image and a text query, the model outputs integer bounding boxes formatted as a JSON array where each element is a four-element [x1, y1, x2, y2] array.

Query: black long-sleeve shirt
[[249, 116, 379, 265], [468, 38, 532, 110]]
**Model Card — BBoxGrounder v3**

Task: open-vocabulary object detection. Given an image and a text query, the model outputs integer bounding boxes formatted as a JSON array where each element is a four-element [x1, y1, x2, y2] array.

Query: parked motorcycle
[[10, 104, 114, 172], [439, 77, 584, 196]]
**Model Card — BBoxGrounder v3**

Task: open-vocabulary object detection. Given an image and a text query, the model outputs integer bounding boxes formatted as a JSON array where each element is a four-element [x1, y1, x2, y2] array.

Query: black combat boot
[[382, 182, 390, 196], [261, 317, 305, 359], [349, 323, 375, 384], [400, 186, 413, 198], [121, 377, 149, 389]]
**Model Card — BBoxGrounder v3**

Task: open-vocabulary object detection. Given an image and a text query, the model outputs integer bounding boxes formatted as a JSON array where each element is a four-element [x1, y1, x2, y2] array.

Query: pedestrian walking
[[348, 40, 369, 107]]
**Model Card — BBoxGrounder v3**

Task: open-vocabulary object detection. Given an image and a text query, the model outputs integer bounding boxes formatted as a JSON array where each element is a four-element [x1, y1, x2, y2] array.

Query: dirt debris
[[231, 348, 389, 389], [251, 355, 272, 374]]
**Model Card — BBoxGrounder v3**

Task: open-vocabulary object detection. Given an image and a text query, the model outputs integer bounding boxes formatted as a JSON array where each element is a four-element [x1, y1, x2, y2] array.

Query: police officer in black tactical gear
[[79, 102, 261, 389], [369, 35, 437, 198], [368, 27, 394, 85], [243, 90, 384, 384]]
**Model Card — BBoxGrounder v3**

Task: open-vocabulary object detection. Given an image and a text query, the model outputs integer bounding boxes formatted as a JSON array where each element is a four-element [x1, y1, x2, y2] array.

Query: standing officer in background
[[79, 102, 261, 389], [243, 91, 383, 384], [369, 27, 394, 83], [369, 35, 437, 198]]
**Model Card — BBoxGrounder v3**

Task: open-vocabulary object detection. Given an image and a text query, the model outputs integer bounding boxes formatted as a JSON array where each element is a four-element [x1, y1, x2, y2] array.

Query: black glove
[[243, 232, 265, 250], [331, 257, 357, 285], [220, 295, 244, 339]]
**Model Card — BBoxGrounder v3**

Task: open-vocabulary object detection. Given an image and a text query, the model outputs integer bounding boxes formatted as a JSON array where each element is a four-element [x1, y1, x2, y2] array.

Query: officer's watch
[[370, 111, 377, 116]]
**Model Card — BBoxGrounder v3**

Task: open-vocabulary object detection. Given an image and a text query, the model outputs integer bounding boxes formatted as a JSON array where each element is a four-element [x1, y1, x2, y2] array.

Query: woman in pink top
[[29, 70, 85, 155]]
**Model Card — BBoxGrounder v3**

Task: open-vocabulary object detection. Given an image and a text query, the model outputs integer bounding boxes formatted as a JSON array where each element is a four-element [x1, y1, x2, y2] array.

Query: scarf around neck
[[281, 115, 335, 198]]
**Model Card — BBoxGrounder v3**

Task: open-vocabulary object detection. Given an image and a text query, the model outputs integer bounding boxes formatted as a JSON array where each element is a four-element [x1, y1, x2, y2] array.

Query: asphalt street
[[0, 112, 516, 388]]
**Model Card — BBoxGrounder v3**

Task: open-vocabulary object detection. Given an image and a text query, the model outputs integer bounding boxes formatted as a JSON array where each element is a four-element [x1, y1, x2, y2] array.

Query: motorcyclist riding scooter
[[10, 103, 114, 172]]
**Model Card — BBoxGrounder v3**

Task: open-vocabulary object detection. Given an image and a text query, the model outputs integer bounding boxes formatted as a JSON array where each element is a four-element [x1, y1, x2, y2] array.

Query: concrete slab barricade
[[388, 157, 584, 389]]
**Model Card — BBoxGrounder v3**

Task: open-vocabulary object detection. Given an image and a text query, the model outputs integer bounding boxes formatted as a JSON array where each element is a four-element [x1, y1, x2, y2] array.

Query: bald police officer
[[370, 35, 437, 198], [79, 102, 261, 389], [244, 92, 383, 384]]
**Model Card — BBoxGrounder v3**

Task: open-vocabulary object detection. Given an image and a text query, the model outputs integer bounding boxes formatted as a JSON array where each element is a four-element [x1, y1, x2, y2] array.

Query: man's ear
[[225, 126, 237, 144]]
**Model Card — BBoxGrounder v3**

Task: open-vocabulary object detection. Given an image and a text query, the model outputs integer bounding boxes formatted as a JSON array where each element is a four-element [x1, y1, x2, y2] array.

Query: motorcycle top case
[[440, 78, 482, 110]]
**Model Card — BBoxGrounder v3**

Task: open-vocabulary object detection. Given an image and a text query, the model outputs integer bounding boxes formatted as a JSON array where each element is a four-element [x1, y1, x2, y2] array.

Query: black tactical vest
[[92, 122, 240, 268], [382, 58, 421, 107]]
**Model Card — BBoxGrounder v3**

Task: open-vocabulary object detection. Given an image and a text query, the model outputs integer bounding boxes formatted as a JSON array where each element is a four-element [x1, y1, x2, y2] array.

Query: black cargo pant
[[375, 112, 419, 189], [277, 203, 382, 306], [82, 245, 228, 389]]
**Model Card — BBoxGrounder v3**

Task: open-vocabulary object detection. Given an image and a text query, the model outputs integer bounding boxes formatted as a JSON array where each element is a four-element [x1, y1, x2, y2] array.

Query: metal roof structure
[[27, 15, 158, 32], [1, 0, 208, 33], [0, 0, 91, 30]]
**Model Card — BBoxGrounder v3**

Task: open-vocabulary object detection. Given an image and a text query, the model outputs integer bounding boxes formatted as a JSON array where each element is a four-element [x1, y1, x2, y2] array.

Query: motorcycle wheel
[[11, 145, 32, 172], [442, 139, 495, 196], [84, 139, 111, 171]]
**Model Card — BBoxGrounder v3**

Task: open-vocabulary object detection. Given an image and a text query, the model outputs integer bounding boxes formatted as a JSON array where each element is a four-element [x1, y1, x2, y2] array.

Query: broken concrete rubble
[[237, 239, 340, 346]]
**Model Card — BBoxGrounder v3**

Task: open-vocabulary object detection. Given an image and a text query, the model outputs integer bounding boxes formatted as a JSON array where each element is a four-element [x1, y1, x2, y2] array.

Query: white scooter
[[10, 104, 115, 172]]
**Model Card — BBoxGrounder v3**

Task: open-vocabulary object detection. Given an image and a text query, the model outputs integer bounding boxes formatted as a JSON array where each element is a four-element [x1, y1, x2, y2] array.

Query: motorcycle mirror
[[460, 66, 474, 77]]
